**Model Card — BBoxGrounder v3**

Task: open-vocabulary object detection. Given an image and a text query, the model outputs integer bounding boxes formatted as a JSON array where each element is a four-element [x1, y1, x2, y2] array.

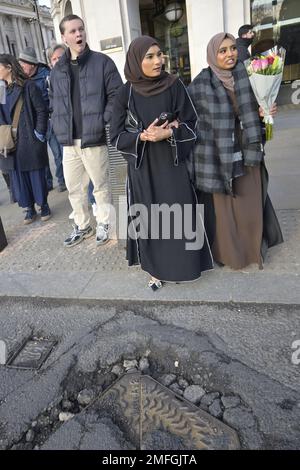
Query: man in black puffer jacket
[[49, 14, 122, 248]]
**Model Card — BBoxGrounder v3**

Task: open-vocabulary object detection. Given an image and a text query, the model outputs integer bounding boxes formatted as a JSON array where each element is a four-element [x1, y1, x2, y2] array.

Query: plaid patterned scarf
[[188, 61, 263, 194]]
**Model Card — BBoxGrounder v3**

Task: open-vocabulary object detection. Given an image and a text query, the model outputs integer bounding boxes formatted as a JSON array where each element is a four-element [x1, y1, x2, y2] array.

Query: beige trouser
[[63, 140, 111, 230]]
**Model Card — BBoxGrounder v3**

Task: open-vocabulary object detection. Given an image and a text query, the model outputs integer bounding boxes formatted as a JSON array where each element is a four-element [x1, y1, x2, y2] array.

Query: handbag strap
[[12, 95, 23, 130]]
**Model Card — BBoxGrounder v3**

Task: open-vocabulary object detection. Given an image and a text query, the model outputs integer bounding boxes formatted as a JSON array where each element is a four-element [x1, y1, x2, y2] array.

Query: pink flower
[[261, 58, 269, 70], [252, 59, 262, 72]]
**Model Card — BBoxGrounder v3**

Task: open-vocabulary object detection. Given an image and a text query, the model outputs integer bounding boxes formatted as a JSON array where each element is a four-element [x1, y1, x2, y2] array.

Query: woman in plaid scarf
[[188, 33, 283, 270]]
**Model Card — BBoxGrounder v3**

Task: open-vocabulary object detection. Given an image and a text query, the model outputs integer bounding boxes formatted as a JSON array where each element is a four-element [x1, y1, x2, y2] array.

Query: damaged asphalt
[[0, 297, 299, 450]]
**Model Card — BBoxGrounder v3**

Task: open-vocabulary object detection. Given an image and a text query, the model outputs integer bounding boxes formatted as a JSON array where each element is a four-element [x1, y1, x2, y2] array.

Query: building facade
[[51, 0, 252, 81], [0, 0, 55, 63], [50, 0, 300, 86]]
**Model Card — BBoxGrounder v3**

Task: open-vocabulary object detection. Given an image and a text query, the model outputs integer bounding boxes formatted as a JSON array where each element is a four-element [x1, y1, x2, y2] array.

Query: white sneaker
[[96, 223, 109, 246], [69, 211, 75, 220], [92, 203, 97, 217]]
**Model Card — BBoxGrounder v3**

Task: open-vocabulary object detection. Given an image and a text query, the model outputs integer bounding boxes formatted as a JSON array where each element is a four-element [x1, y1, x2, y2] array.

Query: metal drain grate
[[6, 337, 56, 370], [93, 372, 240, 449]]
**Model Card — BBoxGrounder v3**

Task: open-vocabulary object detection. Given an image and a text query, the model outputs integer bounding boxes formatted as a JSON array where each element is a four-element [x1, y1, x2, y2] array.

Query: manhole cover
[[93, 372, 240, 449], [6, 337, 56, 370]]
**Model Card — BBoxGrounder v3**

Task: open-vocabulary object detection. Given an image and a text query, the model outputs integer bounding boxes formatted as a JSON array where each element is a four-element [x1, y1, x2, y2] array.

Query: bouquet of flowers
[[245, 46, 286, 140]]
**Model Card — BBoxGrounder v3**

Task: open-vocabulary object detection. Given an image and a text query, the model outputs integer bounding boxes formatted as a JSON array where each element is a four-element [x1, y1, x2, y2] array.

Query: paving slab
[[0, 108, 299, 305]]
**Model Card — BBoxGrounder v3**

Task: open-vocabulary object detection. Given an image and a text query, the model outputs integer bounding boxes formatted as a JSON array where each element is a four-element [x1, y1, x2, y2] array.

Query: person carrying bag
[[0, 95, 23, 162], [0, 54, 51, 224]]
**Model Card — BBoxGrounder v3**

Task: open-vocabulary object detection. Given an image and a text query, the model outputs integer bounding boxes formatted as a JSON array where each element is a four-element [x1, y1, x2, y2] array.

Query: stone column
[[41, 25, 49, 49], [34, 22, 42, 60], [0, 30, 4, 54], [120, 0, 141, 50], [12, 16, 23, 56], [17, 17, 26, 50], [186, 0, 225, 79], [0, 16, 7, 53], [223, 0, 250, 36], [30, 21, 40, 57], [244, 0, 251, 24], [51, 5, 62, 44], [47, 28, 53, 47], [36, 22, 47, 62]]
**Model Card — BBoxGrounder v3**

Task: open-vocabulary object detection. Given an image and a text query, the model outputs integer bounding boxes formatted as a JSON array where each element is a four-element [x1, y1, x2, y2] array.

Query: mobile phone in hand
[[156, 112, 176, 126]]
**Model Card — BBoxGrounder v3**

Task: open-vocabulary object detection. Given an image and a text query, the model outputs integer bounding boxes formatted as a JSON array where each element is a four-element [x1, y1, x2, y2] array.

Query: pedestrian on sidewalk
[[236, 24, 255, 63], [188, 33, 283, 270], [49, 14, 123, 248], [0, 54, 51, 224], [50, 46, 97, 221], [19, 46, 54, 191], [46, 44, 67, 193], [49, 46, 97, 219], [110, 36, 213, 291]]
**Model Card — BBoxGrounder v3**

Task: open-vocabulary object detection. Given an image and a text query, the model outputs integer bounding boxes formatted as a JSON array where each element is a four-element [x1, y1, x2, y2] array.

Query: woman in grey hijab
[[188, 33, 283, 270]]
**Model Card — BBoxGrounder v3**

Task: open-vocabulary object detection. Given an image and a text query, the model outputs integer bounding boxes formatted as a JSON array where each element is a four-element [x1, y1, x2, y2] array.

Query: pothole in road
[[8, 350, 255, 450]]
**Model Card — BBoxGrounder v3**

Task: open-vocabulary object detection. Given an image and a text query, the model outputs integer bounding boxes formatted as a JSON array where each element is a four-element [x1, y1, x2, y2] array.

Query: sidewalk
[[0, 108, 299, 304]]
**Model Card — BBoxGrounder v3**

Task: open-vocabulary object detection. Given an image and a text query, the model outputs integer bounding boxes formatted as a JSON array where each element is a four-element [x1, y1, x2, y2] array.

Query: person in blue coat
[[19, 46, 56, 191], [0, 54, 51, 224]]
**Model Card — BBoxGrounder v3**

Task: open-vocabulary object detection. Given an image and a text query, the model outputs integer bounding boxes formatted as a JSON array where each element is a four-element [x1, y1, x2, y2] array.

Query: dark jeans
[[45, 166, 53, 189], [10, 165, 48, 208], [47, 123, 65, 186]]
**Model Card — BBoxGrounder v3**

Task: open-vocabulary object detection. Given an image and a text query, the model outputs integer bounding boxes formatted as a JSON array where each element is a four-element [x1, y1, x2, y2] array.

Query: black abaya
[[110, 79, 213, 282]]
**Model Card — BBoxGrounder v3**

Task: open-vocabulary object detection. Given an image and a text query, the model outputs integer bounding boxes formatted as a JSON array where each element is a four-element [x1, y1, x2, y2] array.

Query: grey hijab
[[206, 32, 236, 92]]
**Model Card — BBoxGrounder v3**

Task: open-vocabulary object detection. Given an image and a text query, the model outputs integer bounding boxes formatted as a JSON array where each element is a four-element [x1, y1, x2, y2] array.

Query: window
[[251, 0, 300, 81], [139, 0, 191, 84]]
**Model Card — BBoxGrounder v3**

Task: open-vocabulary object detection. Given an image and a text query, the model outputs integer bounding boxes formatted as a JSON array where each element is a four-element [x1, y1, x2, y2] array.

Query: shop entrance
[[139, 0, 191, 84], [251, 0, 300, 82]]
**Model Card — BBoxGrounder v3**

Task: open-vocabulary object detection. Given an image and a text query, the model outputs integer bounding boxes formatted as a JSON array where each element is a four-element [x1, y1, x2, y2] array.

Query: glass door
[[139, 0, 191, 85]]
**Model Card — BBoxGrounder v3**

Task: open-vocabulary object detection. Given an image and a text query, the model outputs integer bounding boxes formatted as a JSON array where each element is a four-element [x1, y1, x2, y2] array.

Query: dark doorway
[[139, 0, 191, 84], [251, 0, 300, 82]]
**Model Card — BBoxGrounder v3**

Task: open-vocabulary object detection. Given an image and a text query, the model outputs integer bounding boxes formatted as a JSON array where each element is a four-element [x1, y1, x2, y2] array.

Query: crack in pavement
[[0, 313, 120, 402], [0, 370, 40, 405], [126, 307, 300, 392], [76, 272, 97, 299], [41, 311, 121, 372]]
